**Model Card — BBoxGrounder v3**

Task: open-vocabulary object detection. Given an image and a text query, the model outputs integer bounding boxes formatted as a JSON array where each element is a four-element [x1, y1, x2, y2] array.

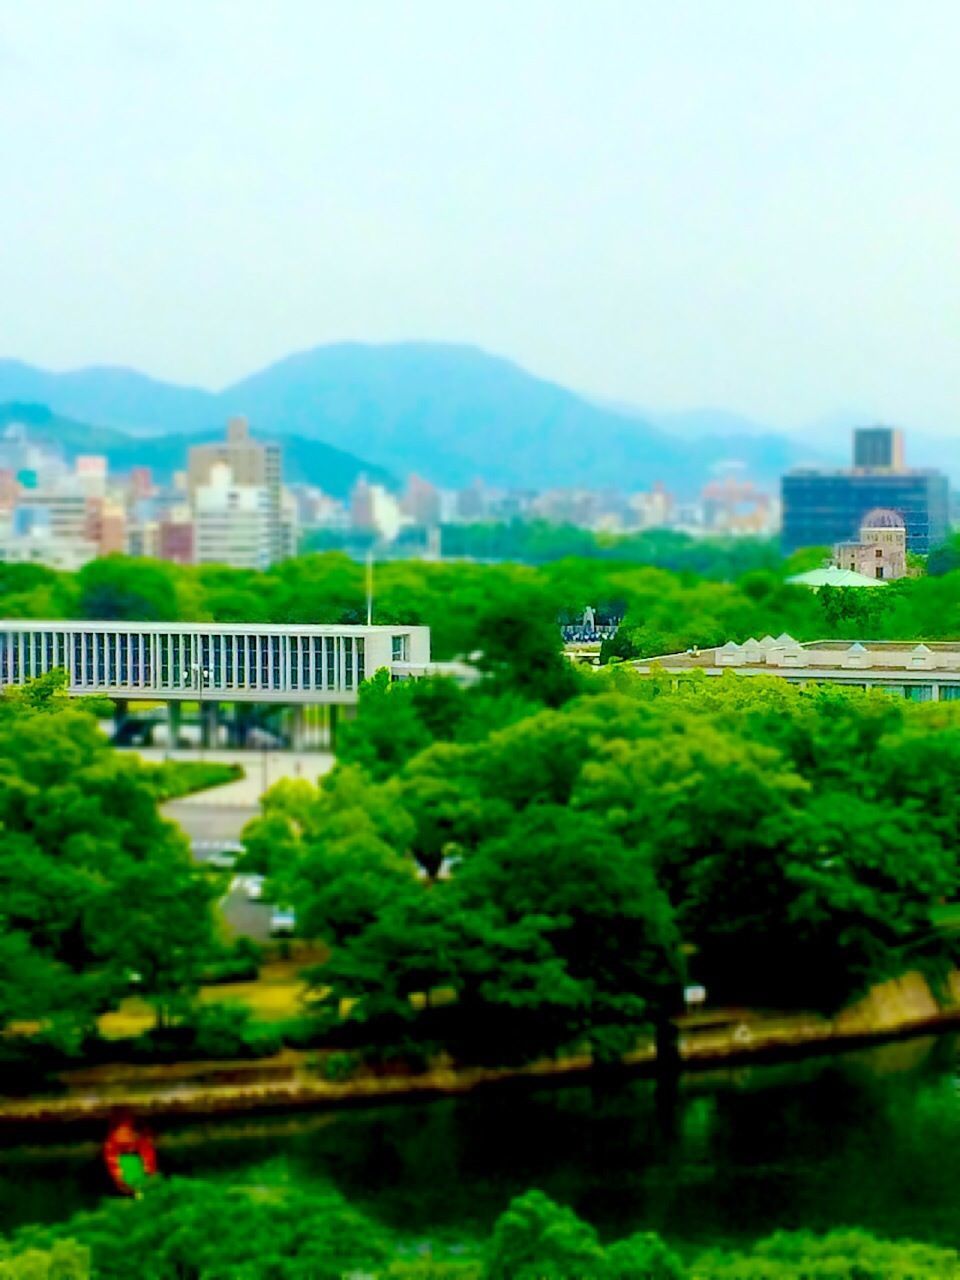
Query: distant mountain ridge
[[0, 343, 871, 492]]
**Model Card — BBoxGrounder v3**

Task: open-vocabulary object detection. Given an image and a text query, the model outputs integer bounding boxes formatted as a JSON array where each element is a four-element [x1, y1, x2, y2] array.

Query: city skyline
[[3, 3, 960, 433]]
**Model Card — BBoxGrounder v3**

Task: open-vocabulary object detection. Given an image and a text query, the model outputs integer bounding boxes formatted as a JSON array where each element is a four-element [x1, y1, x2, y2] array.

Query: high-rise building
[[193, 462, 272, 569], [781, 430, 949, 555], [158, 516, 194, 565], [350, 474, 402, 540], [84, 497, 126, 555], [853, 426, 904, 470], [401, 474, 441, 525], [188, 417, 282, 563]]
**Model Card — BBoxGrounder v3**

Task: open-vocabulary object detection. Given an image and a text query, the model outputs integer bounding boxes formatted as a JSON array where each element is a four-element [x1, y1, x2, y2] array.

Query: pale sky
[[1, 1, 959, 432]]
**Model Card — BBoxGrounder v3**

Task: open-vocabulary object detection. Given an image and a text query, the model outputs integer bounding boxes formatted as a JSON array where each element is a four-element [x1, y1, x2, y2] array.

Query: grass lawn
[[99, 959, 308, 1039]]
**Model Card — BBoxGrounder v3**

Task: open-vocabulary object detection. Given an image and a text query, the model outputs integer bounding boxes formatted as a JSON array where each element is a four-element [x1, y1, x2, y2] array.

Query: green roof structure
[[786, 566, 888, 590]]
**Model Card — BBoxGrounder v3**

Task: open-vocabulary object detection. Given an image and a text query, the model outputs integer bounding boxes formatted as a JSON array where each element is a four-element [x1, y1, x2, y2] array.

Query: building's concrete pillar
[[113, 698, 129, 740], [290, 705, 306, 750], [200, 701, 219, 749], [234, 703, 255, 747], [167, 701, 182, 749]]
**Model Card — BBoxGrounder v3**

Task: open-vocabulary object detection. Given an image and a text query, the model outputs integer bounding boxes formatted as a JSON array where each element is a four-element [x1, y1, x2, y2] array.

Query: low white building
[[633, 635, 960, 702]]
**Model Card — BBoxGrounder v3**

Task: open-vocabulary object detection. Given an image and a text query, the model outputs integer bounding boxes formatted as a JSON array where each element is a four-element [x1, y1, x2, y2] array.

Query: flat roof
[[0, 620, 427, 635]]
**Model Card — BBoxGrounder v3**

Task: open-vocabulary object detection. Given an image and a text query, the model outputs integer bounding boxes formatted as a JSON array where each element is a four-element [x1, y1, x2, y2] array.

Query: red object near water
[[103, 1114, 158, 1196]]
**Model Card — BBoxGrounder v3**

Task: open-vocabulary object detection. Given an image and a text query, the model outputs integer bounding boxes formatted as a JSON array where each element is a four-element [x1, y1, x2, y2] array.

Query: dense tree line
[[242, 670, 960, 1070], [4, 1179, 958, 1278], [0, 675, 217, 1047], [8, 544, 960, 671]]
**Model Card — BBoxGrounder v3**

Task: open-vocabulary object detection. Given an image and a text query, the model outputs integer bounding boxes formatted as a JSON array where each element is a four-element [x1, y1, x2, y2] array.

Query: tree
[[484, 1190, 683, 1280], [75, 556, 181, 621], [0, 687, 215, 1040], [484, 1190, 606, 1280], [4, 1179, 390, 1280], [337, 669, 437, 780], [311, 802, 682, 1067], [697, 1228, 960, 1278], [471, 595, 580, 707], [0, 1240, 90, 1279], [926, 533, 960, 577]]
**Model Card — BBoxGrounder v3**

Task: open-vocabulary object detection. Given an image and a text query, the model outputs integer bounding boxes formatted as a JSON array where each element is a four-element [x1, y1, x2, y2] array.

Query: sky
[[1, 1, 959, 433]]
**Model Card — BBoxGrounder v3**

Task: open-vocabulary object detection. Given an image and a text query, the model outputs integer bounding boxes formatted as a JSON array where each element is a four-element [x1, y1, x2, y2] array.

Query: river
[[3, 1034, 960, 1250]]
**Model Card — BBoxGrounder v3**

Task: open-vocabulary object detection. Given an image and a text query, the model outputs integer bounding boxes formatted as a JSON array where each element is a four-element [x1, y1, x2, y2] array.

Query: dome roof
[[860, 507, 905, 529]]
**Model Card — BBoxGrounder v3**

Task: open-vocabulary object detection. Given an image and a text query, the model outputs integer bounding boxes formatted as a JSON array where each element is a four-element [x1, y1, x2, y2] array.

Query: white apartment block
[[193, 462, 272, 569]]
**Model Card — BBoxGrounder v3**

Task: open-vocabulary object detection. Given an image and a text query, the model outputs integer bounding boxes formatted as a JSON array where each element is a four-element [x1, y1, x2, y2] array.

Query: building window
[[392, 634, 409, 662], [357, 637, 365, 684], [344, 636, 353, 689], [905, 685, 933, 702], [313, 637, 324, 689]]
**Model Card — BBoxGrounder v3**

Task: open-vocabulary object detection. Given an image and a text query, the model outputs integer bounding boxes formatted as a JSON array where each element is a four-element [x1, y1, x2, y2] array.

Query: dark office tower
[[781, 429, 949, 555], [854, 425, 904, 470]]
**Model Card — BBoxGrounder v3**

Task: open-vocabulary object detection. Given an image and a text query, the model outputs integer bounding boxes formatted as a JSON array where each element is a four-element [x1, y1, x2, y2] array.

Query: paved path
[[131, 747, 335, 808], [145, 749, 334, 941]]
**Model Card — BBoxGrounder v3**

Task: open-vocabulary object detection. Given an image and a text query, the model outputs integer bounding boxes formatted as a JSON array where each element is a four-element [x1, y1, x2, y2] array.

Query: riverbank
[[4, 967, 960, 1133]]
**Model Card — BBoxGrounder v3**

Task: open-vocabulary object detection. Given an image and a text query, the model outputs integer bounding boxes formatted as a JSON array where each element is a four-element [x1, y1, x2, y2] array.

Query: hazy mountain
[[0, 402, 393, 498], [640, 406, 779, 440], [219, 342, 696, 490], [0, 343, 879, 492], [0, 361, 214, 435]]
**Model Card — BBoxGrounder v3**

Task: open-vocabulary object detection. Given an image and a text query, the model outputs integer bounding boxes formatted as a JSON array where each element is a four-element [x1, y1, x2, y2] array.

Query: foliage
[[75, 556, 184, 622], [6, 1179, 390, 1280], [141, 759, 243, 801], [695, 1228, 960, 1277], [268, 674, 960, 1069], [4, 1179, 960, 1279], [0, 679, 216, 1040], [484, 1189, 684, 1280], [0, 1240, 90, 1279], [7, 546, 960, 676]]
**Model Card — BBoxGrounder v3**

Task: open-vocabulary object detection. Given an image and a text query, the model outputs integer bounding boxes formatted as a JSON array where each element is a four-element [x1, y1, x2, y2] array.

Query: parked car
[[269, 907, 296, 936], [192, 839, 244, 869], [245, 874, 265, 901]]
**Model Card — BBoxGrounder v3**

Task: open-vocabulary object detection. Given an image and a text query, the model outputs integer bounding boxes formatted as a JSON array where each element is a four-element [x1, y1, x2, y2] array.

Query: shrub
[[199, 938, 263, 985], [144, 760, 243, 801], [321, 1051, 359, 1082]]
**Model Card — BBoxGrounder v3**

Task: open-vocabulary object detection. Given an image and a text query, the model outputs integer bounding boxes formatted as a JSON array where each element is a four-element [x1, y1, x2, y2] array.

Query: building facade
[[0, 621, 431, 704], [781, 428, 949, 555], [188, 418, 283, 564], [853, 426, 904, 470], [632, 635, 960, 701], [193, 462, 272, 569], [834, 508, 907, 581]]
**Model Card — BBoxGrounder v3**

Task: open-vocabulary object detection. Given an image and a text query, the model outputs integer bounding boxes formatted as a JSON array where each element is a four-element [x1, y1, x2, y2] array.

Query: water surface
[[3, 1035, 958, 1250]]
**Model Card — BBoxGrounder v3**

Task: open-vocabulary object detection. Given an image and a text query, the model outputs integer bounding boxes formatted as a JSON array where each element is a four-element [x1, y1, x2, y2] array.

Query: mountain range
[[0, 343, 926, 494]]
